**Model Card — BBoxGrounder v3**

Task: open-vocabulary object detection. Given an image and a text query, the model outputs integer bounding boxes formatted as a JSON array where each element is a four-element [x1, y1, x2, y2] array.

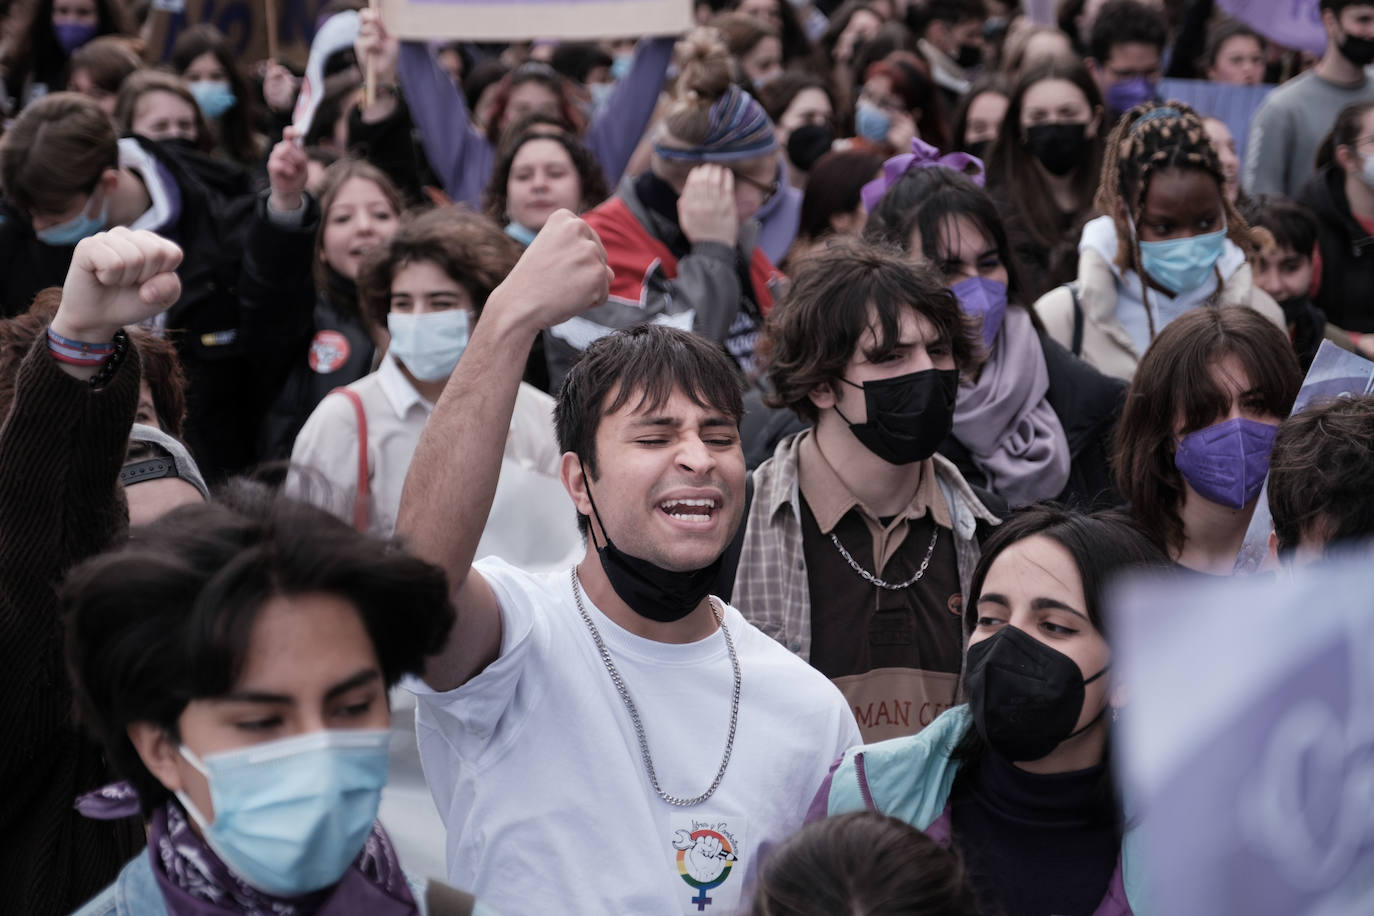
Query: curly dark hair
[[1268, 395, 1374, 556]]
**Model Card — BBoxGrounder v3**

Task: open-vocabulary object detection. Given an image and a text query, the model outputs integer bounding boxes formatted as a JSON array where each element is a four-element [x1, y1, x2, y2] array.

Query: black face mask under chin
[[965, 624, 1111, 763], [580, 466, 723, 624], [833, 368, 959, 466]]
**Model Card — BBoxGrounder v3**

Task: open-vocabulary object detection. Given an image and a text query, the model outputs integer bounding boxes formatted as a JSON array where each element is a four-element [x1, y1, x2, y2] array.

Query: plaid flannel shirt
[[733, 430, 1000, 662]]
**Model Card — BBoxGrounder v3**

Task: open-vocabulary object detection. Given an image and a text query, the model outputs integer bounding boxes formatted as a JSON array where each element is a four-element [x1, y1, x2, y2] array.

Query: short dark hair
[[1202, 17, 1266, 72], [796, 148, 884, 241], [750, 811, 981, 916], [1268, 395, 1374, 555], [61, 482, 454, 813], [1321, 0, 1373, 15], [1113, 308, 1301, 554], [1089, 0, 1167, 63], [760, 239, 979, 423], [862, 163, 1030, 307], [921, 0, 988, 28], [483, 113, 610, 224], [356, 206, 521, 333], [555, 325, 745, 531], [1239, 194, 1319, 258], [549, 41, 613, 84]]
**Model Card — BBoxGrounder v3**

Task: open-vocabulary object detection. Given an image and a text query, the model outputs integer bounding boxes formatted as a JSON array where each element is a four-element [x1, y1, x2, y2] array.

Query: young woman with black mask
[[811, 505, 1170, 916], [985, 58, 1105, 300]]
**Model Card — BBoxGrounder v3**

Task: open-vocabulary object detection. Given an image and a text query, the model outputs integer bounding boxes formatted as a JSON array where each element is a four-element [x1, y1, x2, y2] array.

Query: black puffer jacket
[[1298, 164, 1374, 332], [0, 137, 262, 480], [938, 330, 1126, 510]]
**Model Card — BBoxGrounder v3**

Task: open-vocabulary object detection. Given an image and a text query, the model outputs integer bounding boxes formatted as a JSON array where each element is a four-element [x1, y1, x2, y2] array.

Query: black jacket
[[1297, 164, 1374, 332], [939, 331, 1126, 510], [237, 193, 377, 462], [0, 137, 262, 481]]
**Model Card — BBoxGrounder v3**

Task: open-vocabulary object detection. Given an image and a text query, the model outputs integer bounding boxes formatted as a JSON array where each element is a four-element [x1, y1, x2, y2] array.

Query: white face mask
[[386, 309, 470, 381], [1360, 152, 1374, 189]]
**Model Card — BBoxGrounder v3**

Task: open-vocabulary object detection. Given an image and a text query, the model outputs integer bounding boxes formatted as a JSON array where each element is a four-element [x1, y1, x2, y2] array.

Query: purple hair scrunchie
[[860, 138, 985, 212]]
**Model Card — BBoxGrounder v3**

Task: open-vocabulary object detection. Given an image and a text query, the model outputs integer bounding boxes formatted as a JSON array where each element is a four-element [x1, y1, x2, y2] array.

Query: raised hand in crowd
[[266, 126, 310, 213], [52, 229, 183, 380], [356, 8, 402, 122], [261, 60, 300, 115]]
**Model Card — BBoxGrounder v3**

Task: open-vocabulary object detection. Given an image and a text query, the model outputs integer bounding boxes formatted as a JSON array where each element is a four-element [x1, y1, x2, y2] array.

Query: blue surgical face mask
[[176, 728, 391, 897], [855, 100, 892, 144], [1136, 225, 1227, 296], [588, 81, 615, 113], [36, 191, 108, 246], [387, 308, 471, 382], [190, 80, 237, 120], [951, 275, 1009, 350], [610, 53, 634, 81]]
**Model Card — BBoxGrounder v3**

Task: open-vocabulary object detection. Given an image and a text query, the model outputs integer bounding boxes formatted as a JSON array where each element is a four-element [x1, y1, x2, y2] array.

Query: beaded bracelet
[[47, 326, 116, 366], [87, 330, 130, 388]]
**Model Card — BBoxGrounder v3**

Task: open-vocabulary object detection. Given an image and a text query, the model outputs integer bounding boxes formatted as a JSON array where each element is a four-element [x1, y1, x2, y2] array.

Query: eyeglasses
[[732, 170, 781, 205]]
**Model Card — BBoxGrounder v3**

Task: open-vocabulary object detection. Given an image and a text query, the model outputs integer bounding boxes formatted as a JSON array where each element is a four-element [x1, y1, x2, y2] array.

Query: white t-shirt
[[407, 558, 861, 916]]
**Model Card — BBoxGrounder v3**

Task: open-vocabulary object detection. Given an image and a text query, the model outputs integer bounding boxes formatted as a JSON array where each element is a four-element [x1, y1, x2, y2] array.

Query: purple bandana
[[860, 138, 985, 212], [77, 782, 418, 916], [653, 84, 778, 162]]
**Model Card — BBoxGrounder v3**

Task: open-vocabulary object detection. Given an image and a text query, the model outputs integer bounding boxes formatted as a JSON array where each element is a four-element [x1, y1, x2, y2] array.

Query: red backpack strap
[[328, 387, 369, 533]]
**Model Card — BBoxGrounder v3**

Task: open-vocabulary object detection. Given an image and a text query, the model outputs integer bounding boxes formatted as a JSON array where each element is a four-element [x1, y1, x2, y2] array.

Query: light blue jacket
[[822, 705, 1152, 914]]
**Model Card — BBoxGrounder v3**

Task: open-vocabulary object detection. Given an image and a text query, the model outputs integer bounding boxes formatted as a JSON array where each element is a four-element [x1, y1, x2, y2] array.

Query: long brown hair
[[1112, 307, 1300, 554], [312, 158, 406, 312], [985, 59, 1105, 254]]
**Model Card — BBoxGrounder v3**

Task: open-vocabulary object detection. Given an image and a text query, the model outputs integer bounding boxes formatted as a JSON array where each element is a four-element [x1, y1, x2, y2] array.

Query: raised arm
[[390, 11, 494, 206], [396, 211, 611, 691], [584, 36, 676, 187]]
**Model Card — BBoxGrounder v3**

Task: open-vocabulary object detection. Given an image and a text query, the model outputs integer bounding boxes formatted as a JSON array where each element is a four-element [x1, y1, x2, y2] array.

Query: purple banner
[[1218, 0, 1325, 57]]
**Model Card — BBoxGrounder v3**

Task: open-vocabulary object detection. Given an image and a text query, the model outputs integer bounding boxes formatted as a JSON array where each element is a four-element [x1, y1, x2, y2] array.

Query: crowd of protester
[[2, 0, 1374, 913]]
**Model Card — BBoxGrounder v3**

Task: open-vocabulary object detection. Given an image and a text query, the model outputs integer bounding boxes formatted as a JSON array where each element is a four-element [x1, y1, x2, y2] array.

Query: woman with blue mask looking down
[[289, 207, 577, 567], [63, 482, 493, 914], [811, 505, 1170, 916], [1113, 307, 1301, 576], [864, 145, 1125, 509], [1033, 101, 1285, 382]]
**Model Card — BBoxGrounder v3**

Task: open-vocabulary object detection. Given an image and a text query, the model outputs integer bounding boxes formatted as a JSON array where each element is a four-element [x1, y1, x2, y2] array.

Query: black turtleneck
[[949, 750, 1119, 916]]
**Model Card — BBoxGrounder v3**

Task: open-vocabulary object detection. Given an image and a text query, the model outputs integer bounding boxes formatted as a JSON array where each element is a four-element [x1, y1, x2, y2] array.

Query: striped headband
[[1129, 106, 1183, 135], [653, 84, 778, 163]]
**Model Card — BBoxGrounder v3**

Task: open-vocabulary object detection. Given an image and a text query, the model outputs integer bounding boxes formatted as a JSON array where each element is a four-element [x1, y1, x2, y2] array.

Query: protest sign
[[1158, 79, 1271, 165], [378, 0, 692, 42], [144, 0, 329, 69], [292, 10, 361, 136], [1111, 557, 1374, 915], [1218, 0, 1325, 57], [1234, 341, 1374, 574]]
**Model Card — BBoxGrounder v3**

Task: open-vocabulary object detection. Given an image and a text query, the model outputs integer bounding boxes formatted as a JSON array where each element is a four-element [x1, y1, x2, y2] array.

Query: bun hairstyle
[[658, 28, 738, 150]]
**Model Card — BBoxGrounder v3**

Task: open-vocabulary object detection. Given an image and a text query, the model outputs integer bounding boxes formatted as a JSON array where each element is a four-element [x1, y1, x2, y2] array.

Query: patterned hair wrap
[[653, 84, 779, 162], [861, 137, 985, 212]]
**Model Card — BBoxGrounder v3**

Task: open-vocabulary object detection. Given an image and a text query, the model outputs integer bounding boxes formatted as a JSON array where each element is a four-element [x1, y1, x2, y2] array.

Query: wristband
[[47, 326, 115, 366]]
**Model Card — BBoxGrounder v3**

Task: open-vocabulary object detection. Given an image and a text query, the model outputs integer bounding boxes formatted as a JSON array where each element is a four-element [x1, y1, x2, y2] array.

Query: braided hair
[[1096, 101, 1261, 338]]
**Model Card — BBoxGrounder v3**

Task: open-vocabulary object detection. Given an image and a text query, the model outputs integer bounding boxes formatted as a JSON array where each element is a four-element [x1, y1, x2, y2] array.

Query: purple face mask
[[1105, 75, 1156, 115], [53, 21, 97, 54], [1174, 417, 1278, 509], [951, 275, 1008, 351]]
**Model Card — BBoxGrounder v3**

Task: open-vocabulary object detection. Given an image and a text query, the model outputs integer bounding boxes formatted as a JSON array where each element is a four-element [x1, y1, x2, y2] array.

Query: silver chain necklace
[[828, 526, 939, 590], [569, 567, 740, 807]]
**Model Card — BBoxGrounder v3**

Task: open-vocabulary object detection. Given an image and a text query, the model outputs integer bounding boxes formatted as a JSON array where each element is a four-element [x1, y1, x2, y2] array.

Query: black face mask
[[1340, 31, 1374, 66], [966, 138, 992, 162], [834, 368, 958, 466], [1024, 122, 1090, 177], [965, 625, 1110, 762], [956, 43, 983, 69], [581, 469, 724, 624], [786, 123, 835, 173]]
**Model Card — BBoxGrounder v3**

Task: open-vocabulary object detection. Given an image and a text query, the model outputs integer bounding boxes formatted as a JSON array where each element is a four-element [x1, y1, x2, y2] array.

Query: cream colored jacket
[[1033, 245, 1285, 381]]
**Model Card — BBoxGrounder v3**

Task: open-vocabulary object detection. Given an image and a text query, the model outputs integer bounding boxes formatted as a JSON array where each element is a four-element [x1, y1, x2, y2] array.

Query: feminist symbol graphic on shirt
[[673, 826, 738, 911]]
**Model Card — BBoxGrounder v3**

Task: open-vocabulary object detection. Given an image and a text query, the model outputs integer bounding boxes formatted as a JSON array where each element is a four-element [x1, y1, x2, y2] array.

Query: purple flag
[[1218, 0, 1325, 56]]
